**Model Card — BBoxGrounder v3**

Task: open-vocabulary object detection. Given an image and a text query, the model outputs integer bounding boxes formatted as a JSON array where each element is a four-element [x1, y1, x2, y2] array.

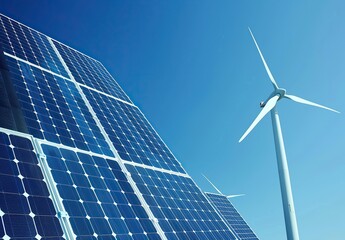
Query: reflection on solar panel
[[0, 130, 64, 239], [0, 12, 257, 239], [206, 193, 259, 240], [126, 164, 237, 240]]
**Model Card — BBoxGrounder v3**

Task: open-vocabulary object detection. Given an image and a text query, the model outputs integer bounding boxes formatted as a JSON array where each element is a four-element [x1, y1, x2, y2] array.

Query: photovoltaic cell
[[5, 56, 113, 157], [0, 14, 68, 78], [206, 193, 259, 240], [82, 87, 185, 173], [42, 143, 161, 240], [126, 164, 237, 240], [0, 130, 64, 239], [52, 40, 132, 103]]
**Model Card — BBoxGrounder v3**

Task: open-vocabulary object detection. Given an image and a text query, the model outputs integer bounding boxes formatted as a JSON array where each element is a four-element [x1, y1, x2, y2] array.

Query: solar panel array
[[0, 13, 258, 240], [206, 193, 259, 240]]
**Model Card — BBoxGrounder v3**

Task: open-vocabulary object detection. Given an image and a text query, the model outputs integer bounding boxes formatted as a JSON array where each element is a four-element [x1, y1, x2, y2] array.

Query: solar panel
[[82, 87, 185, 173], [0, 129, 64, 239], [41, 143, 161, 240], [125, 164, 237, 240], [206, 192, 259, 240], [4, 55, 113, 156]]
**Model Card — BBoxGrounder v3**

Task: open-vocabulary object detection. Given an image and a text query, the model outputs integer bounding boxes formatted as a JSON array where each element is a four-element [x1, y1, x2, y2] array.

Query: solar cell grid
[[42, 143, 161, 240], [52, 39, 132, 103], [0, 14, 68, 78], [82, 86, 185, 174], [0, 130, 64, 239], [126, 164, 237, 240], [206, 193, 259, 240], [5, 56, 114, 156]]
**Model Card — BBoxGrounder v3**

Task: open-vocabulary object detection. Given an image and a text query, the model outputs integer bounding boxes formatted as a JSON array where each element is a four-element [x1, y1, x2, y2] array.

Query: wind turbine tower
[[239, 28, 339, 240]]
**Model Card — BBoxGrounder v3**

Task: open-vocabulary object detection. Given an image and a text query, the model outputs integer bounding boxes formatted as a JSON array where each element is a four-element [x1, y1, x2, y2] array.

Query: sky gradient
[[1, 1, 344, 239]]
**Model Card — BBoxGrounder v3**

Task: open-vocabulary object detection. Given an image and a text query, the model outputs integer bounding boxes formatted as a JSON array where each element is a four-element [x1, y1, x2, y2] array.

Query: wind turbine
[[239, 28, 339, 240], [203, 174, 245, 199]]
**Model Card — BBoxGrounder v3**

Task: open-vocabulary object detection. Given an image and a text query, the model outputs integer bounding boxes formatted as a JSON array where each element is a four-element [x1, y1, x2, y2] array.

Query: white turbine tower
[[239, 28, 339, 240]]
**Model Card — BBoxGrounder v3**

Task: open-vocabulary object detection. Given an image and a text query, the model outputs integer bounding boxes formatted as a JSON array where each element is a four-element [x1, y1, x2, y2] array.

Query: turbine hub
[[276, 88, 286, 99], [260, 88, 286, 108]]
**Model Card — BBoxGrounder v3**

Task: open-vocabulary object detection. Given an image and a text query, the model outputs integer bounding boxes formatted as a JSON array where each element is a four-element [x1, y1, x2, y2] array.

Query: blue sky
[[1, 1, 345, 239]]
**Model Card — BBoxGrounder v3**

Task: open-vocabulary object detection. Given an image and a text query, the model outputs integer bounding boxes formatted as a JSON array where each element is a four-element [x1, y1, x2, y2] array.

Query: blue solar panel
[[126, 164, 237, 240], [41, 143, 161, 240], [0, 14, 68, 78], [82, 87, 185, 173], [0, 130, 64, 239], [4, 56, 113, 156], [206, 192, 259, 240], [0, 13, 258, 240], [52, 40, 132, 103]]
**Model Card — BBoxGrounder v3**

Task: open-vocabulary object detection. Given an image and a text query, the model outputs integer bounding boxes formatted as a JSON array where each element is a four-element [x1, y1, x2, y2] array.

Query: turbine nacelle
[[260, 88, 286, 108]]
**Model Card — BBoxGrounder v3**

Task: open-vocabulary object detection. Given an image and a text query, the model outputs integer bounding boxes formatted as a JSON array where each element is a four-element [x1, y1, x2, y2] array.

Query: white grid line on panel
[[49, 37, 168, 240], [4, 52, 71, 81], [5, 51, 135, 109], [121, 159, 189, 178], [79, 82, 135, 107]]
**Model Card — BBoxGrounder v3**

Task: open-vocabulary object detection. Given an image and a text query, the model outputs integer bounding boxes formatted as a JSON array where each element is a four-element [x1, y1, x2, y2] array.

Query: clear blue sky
[[1, 1, 344, 239]]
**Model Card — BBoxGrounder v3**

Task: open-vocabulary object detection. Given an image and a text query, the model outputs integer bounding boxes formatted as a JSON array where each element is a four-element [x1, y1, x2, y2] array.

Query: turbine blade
[[248, 27, 279, 89], [239, 95, 280, 142], [285, 94, 340, 113], [202, 174, 223, 195], [226, 194, 245, 199]]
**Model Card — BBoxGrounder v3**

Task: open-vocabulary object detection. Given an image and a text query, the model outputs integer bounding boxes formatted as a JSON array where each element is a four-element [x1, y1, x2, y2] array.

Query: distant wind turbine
[[239, 28, 339, 240], [202, 174, 245, 199]]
